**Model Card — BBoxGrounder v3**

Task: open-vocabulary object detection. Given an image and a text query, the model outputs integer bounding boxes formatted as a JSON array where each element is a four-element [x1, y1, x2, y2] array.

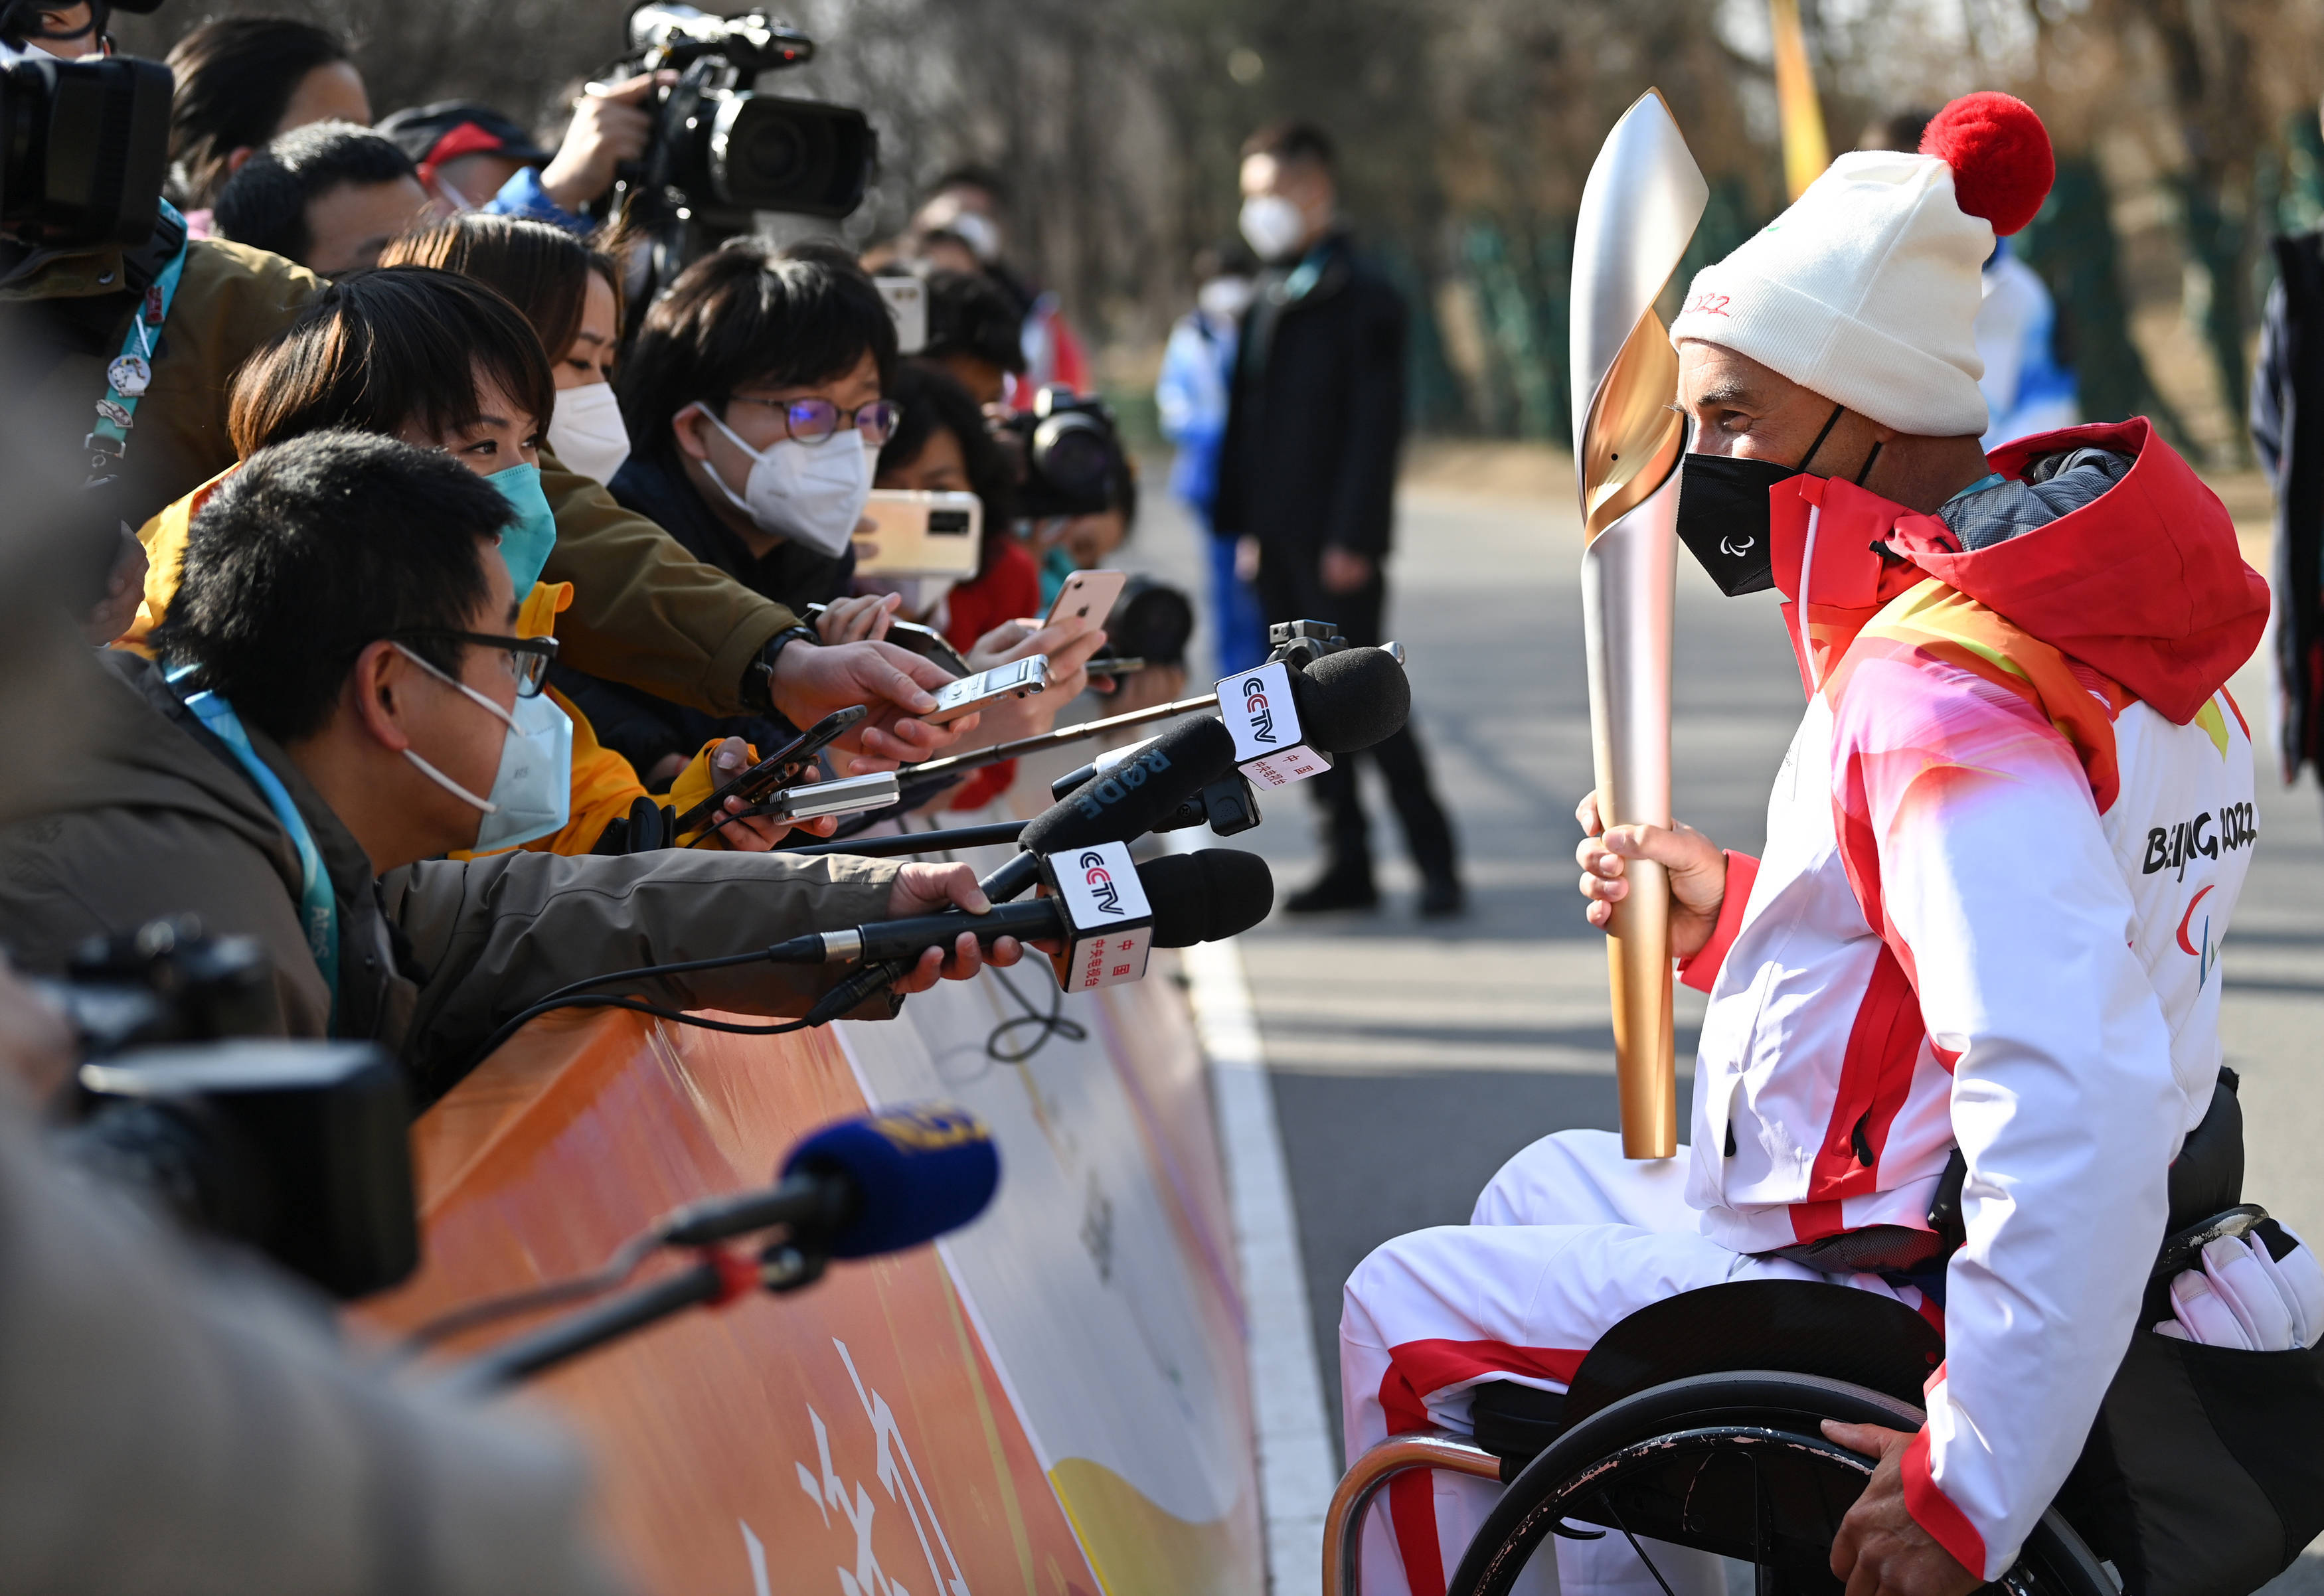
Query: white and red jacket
[[1676, 420, 2268, 1577]]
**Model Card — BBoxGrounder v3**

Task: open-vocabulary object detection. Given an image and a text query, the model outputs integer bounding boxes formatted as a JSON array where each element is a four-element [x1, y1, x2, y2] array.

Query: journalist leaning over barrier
[[0, 432, 1025, 1105]]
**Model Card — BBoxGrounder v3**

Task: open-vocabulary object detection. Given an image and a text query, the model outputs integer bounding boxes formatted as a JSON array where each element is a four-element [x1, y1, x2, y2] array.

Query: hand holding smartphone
[[673, 704, 868, 836], [923, 655, 1050, 725]]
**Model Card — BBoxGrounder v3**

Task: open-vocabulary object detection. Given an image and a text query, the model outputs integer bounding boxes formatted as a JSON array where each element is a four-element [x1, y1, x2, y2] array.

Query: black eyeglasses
[[728, 395, 903, 448], [392, 631, 558, 697]]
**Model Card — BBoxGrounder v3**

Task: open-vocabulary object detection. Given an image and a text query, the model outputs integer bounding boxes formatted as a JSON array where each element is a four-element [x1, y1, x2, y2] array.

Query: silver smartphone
[[925, 655, 1049, 724], [764, 771, 902, 823], [857, 489, 981, 576]]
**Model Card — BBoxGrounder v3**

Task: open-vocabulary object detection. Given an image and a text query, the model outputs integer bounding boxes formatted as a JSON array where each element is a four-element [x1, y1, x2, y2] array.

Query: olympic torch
[[1570, 92, 1706, 1159]]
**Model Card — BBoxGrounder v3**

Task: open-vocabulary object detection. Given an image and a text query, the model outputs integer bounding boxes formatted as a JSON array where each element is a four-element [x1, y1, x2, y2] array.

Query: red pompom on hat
[[1918, 92, 2054, 237]]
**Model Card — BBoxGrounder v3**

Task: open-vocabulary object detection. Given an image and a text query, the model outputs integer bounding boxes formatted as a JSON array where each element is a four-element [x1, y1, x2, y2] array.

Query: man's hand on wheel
[[1823, 1421, 1981, 1596], [770, 639, 977, 771], [1574, 790, 1727, 957], [883, 864, 1026, 995]]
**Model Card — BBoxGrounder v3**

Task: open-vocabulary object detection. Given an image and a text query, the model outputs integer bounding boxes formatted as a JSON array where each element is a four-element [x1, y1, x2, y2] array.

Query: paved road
[[1121, 453, 2324, 1585]]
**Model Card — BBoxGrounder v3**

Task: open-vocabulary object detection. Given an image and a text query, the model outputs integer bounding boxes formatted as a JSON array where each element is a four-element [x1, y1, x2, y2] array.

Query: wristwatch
[[740, 624, 817, 715]]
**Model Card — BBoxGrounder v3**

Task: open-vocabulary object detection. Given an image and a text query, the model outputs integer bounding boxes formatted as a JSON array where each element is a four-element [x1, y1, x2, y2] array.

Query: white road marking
[[1181, 929, 1338, 1595]]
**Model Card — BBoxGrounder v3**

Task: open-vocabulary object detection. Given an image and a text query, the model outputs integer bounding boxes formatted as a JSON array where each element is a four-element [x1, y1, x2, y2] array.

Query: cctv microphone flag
[[1214, 661, 1333, 789], [1570, 91, 1707, 1160], [1037, 838, 1155, 993]]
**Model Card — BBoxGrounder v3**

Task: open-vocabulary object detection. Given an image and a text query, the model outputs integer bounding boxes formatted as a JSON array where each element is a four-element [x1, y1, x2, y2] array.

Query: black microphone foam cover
[[1017, 716, 1237, 859], [1135, 849, 1274, 947], [1290, 647, 1412, 753]]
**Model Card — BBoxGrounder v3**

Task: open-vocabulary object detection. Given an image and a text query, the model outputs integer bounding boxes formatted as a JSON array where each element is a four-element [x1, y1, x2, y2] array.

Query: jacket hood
[[1896, 418, 2267, 724]]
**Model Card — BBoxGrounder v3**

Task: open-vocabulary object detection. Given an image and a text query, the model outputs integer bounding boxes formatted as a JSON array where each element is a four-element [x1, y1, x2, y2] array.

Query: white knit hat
[[1668, 92, 2055, 438]]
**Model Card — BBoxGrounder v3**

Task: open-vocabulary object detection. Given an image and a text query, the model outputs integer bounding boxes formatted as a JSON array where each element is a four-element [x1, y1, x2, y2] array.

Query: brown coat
[[6, 235, 795, 716], [0, 652, 900, 1101]]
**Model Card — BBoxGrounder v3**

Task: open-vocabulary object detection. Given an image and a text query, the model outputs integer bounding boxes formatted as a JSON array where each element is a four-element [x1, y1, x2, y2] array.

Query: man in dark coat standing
[[1213, 121, 1462, 916], [2254, 205, 2324, 801]]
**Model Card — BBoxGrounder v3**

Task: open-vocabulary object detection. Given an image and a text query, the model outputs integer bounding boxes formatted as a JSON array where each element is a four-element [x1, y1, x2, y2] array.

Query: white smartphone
[[926, 655, 1050, 724], [873, 276, 927, 354], [1042, 568, 1127, 630], [856, 489, 983, 576], [764, 771, 901, 823]]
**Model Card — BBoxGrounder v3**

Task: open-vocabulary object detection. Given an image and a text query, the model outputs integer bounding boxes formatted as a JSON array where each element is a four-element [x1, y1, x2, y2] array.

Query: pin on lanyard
[[85, 200, 191, 485]]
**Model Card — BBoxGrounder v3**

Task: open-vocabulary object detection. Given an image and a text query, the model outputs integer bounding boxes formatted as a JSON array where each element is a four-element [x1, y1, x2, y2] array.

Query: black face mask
[[1673, 404, 1863, 597]]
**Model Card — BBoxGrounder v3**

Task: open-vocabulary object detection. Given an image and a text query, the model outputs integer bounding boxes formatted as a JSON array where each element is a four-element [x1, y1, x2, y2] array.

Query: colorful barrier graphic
[[356, 945, 1262, 1595]]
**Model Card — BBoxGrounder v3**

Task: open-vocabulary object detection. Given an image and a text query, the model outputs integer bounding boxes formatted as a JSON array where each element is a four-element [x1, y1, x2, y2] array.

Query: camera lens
[[732, 115, 806, 191], [1031, 414, 1114, 507], [706, 93, 874, 218]]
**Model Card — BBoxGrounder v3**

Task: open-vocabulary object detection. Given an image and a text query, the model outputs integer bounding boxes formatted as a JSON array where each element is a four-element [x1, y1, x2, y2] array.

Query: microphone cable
[[983, 961, 1086, 1066], [463, 946, 821, 1073], [398, 1227, 669, 1354]]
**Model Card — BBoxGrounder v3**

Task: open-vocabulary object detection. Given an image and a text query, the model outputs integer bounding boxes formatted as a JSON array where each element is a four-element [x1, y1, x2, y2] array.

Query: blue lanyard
[[84, 199, 190, 484], [174, 679, 340, 1020]]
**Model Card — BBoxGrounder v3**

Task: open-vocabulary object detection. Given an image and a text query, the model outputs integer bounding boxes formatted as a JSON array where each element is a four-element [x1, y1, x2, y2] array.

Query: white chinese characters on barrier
[[743, 1339, 971, 1596]]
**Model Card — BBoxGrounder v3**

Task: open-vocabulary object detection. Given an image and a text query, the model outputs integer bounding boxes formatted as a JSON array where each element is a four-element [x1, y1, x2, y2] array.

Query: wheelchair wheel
[[1444, 1371, 2115, 1596]]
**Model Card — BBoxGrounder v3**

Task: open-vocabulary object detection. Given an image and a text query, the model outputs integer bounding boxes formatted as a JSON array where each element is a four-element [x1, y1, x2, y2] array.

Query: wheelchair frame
[[1323, 1202, 2287, 1596]]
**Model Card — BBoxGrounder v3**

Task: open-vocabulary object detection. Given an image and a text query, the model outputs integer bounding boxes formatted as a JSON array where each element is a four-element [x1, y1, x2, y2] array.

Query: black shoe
[[1286, 862, 1380, 914], [1419, 872, 1466, 919]]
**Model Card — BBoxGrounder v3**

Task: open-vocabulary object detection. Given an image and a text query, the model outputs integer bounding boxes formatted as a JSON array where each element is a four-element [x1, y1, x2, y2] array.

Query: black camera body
[[74, 1042, 418, 1299], [995, 386, 1132, 521], [41, 919, 419, 1300], [1106, 574, 1195, 669], [604, 5, 875, 301], [0, 52, 172, 250]]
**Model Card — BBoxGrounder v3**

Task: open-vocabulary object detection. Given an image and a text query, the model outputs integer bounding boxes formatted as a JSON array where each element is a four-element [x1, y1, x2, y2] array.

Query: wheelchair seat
[[1471, 1280, 1942, 1476]]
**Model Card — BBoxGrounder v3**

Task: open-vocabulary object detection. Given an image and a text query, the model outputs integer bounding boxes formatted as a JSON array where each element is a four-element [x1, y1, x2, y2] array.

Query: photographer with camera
[[380, 82, 667, 238], [0, 431, 1029, 1103]]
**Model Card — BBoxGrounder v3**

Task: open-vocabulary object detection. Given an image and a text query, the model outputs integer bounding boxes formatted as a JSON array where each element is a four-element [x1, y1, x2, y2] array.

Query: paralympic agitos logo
[[2143, 804, 2257, 880]]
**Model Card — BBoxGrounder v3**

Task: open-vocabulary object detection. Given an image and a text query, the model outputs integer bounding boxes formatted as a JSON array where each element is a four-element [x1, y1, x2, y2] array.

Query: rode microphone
[[981, 647, 1412, 903], [657, 1105, 999, 1259], [799, 848, 1274, 1024]]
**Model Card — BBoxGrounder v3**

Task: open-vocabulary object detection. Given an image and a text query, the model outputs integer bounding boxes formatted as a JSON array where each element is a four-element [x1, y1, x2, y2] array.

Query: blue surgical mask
[[488, 463, 558, 591], [394, 644, 572, 852]]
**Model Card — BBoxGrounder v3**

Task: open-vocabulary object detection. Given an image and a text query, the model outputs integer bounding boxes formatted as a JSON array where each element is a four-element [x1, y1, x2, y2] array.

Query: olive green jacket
[[2, 234, 793, 714], [0, 652, 898, 1103]]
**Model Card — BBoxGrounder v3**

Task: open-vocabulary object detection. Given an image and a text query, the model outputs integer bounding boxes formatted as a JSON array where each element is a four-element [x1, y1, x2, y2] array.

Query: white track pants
[[1339, 1130, 1918, 1596]]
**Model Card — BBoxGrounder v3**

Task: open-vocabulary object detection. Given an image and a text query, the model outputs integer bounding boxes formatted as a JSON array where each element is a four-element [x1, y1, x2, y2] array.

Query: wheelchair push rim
[[1442, 1371, 2114, 1596]]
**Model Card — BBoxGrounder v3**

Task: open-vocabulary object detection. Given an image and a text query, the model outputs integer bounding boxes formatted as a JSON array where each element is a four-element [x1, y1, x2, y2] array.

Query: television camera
[[596, 3, 876, 305]]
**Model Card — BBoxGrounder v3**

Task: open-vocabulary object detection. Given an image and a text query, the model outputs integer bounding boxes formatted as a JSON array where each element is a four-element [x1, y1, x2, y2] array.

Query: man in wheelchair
[[1338, 95, 2314, 1596]]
